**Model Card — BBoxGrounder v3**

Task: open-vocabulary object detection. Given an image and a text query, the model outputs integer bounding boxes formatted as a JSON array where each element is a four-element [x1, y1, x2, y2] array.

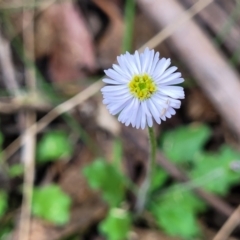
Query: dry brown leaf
[[93, 0, 124, 68], [35, 1, 96, 82]]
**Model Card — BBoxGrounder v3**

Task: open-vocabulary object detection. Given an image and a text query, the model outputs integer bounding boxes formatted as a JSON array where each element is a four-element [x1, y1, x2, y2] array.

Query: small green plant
[[149, 187, 206, 238], [37, 130, 73, 163], [82, 141, 132, 240], [83, 123, 240, 239], [150, 166, 168, 192], [153, 123, 240, 238], [32, 184, 71, 225], [190, 145, 240, 195], [99, 208, 132, 240], [161, 123, 211, 163], [83, 158, 126, 207]]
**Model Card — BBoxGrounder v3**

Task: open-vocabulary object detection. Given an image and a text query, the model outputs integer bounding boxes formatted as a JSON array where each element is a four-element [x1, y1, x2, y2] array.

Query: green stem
[[135, 127, 156, 215], [122, 0, 136, 52]]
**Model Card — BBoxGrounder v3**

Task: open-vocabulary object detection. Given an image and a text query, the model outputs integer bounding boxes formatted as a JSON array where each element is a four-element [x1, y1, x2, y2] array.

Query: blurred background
[[0, 0, 240, 239]]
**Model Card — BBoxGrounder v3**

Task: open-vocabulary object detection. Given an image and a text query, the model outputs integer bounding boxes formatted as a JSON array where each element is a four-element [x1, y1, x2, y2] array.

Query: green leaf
[[8, 164, 24, 177], [161, 124, 211, 163], [190, 146, 240, 195], [0, 225, 12, 240], [32, 184, 71, 225], [219, 145, 240, 184], [150, 166, 168, 192], [37, 131, 73, 163], [149, 189, 204, 239], [83, 158, 125, 207], [99, 208, 132, 240], [0, 191, 7, 218]]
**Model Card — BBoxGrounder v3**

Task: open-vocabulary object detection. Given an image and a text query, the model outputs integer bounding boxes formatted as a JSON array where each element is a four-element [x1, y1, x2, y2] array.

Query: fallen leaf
[[93, 0, 124, 68], [35, 1, 96, 82]]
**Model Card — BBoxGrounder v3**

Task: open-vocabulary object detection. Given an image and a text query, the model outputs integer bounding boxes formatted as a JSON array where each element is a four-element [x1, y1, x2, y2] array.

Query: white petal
[[140, 108, 146, 129], [161, 78, 184, 86], [118, 98, 136, 123], [125, 98, 139, 126], [158, 66, 178, 80], [140, 48, 151, 73], [112, 64, 131, 79], [146, 50, 154, 73], [150, 52, 160, 75], [147, 99, 161, 124], [141, 101, 151, 117], [108, 98, 132, 115], [147, 116, 153, 127], [101, 85, 128, 93], [165, 110, 172, 118], [126, 52, 140, 74], [136, 106, 143, 129], [117, 55, 133, 77], [168, 107, 176, 115], [157, 72, 182, 84], [130, 98, 140, 127], [104, 69, 128, 83], [152, 58, 171, 79], [103, 78, 124, 85], [159, 86, 185, 99], [119, 54, 135, 76], [169, 99, 181, 109], [133, 50, 141, 73]]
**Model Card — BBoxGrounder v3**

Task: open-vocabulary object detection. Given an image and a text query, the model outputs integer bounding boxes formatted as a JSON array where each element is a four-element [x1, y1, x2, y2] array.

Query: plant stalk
[[135, 127, 156, 215]]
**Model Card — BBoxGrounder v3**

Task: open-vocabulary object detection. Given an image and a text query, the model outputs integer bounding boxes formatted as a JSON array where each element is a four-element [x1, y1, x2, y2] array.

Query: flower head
[[101, 48, 184, 129]]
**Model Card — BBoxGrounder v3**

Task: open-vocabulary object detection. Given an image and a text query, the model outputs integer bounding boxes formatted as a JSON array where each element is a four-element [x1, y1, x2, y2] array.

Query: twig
[[213, 205, 240, 240], [0, 32, 21, 96], [18, 111, 36, 240], [139, 0, 214, 51], [18, 2, 36, 239], [0, 98, 51, 114]]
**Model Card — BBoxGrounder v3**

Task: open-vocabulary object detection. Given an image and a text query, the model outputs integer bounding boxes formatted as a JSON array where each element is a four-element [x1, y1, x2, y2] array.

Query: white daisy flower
[[101, 48, 185, 129]]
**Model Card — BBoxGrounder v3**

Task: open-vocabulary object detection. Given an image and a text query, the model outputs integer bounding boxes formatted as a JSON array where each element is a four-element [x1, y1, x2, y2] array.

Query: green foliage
[[82, 158, 125, 207], [0, 225, 12, 240], [0, 191, 7, 218], [150, 166, 168, 192], [8, 164, 24, 177], [32, 184, 71, 225], [156, 123, 240, 238], [161, 124, 211, 163], [99, 208, 132, 240], [37, 131, 73, 163], [190, 145, 240, 195], [149, 188, 205, 239]]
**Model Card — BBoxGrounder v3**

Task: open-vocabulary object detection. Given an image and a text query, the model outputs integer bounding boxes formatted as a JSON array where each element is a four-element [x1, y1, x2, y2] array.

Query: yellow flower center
[[128, 74, 157, 101]]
